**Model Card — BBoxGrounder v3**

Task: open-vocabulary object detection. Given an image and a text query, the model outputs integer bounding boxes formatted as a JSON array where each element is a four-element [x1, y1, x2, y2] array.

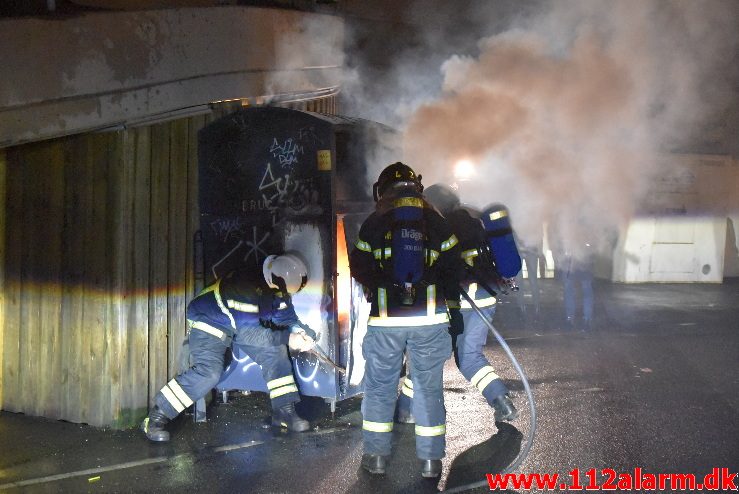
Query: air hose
[[442, 284, 537, 493]]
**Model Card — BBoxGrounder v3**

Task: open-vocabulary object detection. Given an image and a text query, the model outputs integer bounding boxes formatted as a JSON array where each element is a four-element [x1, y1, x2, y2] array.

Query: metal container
[[196, 106, 398, 409]]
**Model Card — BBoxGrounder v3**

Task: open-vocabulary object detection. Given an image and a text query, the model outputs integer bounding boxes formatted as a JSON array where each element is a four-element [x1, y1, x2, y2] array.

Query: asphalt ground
[[1, 279, 737, 493]]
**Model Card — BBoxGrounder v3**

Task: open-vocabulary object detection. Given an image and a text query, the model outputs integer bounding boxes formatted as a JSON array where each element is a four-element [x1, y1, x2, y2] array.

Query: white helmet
[[263, 253, 309, 294]]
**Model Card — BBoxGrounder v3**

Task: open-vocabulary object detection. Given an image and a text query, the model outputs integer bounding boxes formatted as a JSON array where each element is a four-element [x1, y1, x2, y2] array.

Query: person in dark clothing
[[349, 162, 461, 478], [396, 183, 518, 426], [141, 253, 317, 442], [549, 216, 596, 331]]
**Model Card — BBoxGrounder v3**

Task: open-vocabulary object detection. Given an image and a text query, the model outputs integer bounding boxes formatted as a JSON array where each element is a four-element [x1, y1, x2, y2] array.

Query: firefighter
[[396, 184, 518, 424], [141, 252, 317, 442], [349, 162, 462, 478]]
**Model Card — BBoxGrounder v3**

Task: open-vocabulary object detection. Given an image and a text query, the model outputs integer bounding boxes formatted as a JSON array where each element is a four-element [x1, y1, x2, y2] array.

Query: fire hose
[[442, 282, 537, 493]]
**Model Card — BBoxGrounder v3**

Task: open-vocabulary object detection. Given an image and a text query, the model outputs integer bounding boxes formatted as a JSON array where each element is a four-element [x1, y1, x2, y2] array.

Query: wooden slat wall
[[0, 148, 5, 409], [0, 99, 334, 428], [0, 118, 204, 427], [148, 122, 171, 409]]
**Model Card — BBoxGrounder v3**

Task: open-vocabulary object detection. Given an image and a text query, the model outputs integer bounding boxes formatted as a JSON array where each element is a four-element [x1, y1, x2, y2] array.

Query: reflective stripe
[[476, 371, 499, 393], [363, 420, 393, 433], [190, 321, 226, 339], [373, 248, 392, 260], [446, 299, 461, 309], [226, 300, 259, 313], [355, 239, 372, 252], [427, 285, 436, 316], [167, 378, 194, 408], [267, 375, 295, 390], [269, 385, 299, 399], [212, 278, 236, 330], [393, 197, 424, 208], [460, 283, 496, 308], [161, 386, 186, 413], [415, 424, 446, 436], [470, 366, 500, 392], [378, 288, 388, 318], [368, 313, 449, 327], [489, 210, 508, 221], [468, 282, 477, 294], [198, 282, 218, 296], [401, 379, 414, 398], [462, 248, 478, 267], [426, 249, 439, 266], [441, 234, 458, 251], [461, 249, 478, 259]]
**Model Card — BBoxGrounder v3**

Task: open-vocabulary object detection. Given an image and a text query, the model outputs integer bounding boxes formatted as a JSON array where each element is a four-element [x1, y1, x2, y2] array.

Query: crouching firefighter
[[142, 252, 317, 441], [396, 184, 519, 425], [349, 162, 462, 478]]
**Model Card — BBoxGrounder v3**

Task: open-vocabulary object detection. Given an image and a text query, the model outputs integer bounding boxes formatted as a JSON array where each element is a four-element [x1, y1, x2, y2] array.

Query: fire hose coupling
[[501, 277, 519, 293]]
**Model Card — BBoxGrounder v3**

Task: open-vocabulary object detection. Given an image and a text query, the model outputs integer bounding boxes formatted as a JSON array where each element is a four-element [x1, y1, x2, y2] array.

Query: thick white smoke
[[348, 1, 738, 258]]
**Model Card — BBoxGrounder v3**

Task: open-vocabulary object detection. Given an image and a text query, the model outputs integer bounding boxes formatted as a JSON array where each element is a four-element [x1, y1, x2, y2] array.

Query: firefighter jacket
[[186, 268, 300, 347], [349, 201, 463, 327], [445, 207, 501, 310]]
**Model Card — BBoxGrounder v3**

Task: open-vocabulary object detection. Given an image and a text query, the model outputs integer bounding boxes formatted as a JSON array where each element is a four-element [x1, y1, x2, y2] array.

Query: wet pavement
[[1, 279, 737, 493]]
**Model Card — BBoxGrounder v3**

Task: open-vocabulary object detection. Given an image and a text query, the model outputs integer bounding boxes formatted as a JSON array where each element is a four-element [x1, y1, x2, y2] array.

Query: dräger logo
[[401, 228, 423, 241]]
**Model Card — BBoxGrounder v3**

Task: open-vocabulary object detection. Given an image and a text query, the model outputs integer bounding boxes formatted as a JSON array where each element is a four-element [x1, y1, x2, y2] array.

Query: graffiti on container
[[243, 225, 271, 265], [258, 162, 322, 224], [210, 225, 272, 278], [209, 216, 249, 243], [270, 138, 303, 169]]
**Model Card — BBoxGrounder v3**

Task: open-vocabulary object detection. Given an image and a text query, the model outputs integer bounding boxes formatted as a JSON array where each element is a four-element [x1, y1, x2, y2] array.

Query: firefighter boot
[[361, 454, 387, 475], [271, 402, 310, 432], [141, 406, 170, 442], [492, 394, 519, 422], [421, 459, 442, 478], [395, 393, 415, 424]]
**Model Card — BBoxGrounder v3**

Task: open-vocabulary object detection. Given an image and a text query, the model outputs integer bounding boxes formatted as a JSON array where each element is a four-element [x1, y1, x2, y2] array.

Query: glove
[[449, 308, 464, 337], [288, 332, 315, 353], [291, 323, 318, 341]]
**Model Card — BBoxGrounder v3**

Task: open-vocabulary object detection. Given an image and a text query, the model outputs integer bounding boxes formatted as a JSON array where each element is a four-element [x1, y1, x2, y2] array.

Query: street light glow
[[454, 159, 476, 181]]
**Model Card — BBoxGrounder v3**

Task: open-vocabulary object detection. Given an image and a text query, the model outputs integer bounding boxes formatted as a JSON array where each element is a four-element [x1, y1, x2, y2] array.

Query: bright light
[[454, 159, 476, 181]]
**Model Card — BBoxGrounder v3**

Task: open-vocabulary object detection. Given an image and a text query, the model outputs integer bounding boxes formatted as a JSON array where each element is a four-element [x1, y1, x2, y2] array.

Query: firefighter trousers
[[362, 323, 451, 460], [456, 305, 508, 404], [399, 305, 508, 411], [154, 323, 299, 420]]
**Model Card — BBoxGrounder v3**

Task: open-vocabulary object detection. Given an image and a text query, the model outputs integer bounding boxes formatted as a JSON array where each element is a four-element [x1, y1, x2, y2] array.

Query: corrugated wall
[[0, 99, 337, 428]]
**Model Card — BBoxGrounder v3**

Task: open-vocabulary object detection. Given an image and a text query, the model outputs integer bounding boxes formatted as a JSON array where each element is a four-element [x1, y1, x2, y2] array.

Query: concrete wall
[[725, 211, 739, 278], [613, 154, 739, 283], [0, 6, 343, 148]]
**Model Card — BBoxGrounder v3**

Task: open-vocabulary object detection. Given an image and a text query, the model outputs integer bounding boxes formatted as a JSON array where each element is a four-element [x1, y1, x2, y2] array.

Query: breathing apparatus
[[374, 162, 427, 305], [479, 203, 522, 279]]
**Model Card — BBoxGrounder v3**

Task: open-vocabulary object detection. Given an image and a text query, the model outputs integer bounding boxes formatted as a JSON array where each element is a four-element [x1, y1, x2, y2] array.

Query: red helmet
[[373, 162, 423, 201]]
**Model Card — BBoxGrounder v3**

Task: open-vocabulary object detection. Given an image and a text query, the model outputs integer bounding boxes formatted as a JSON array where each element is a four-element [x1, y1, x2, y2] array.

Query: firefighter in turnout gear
[[396, 184, 518, 425], [141, 253, 317, 442], [350, 163, 462, 478]]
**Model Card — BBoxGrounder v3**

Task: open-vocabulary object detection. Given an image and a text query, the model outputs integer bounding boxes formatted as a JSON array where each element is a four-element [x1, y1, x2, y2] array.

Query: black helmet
[[373, 162, 423, 202], [424, 183, 460, 216]]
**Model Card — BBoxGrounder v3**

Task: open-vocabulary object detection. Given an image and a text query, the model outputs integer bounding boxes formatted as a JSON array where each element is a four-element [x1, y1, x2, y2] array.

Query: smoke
[[346, 0, 738, 256], [265, 13, 345, 99]]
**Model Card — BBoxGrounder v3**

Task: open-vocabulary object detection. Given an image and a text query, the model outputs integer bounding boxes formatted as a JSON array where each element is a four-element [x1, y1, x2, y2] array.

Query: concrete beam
[[0, 6, 344, 147]]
